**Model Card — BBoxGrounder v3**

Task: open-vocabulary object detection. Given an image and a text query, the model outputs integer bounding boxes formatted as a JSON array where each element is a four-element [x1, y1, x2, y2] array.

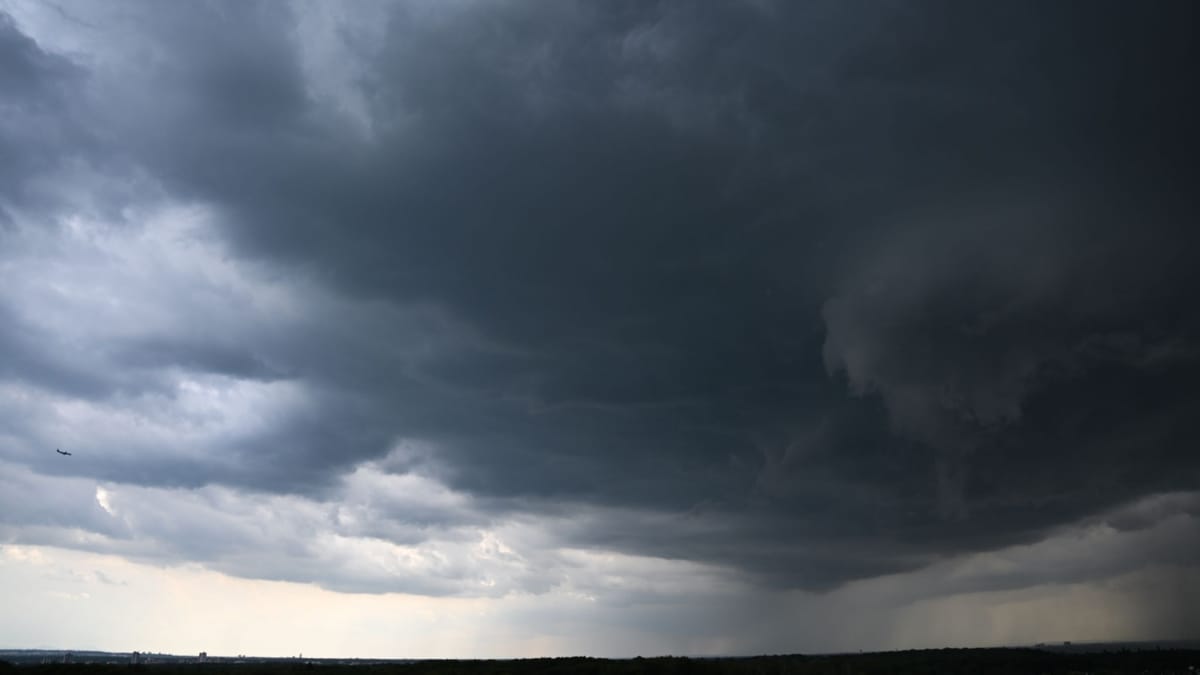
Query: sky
[[1, 0, 1198, 659]]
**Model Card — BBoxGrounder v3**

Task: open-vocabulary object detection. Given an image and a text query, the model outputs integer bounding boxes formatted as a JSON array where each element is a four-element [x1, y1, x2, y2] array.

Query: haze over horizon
[[1, 0, 1198, 659]]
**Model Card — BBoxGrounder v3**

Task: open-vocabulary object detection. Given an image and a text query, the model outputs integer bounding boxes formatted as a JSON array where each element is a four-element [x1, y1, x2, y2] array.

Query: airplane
[[56, 448, 72, 456]]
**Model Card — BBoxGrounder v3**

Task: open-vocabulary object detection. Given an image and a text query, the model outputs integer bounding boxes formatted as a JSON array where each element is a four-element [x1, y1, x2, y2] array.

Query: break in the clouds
[[1, 0, 1198, 655]]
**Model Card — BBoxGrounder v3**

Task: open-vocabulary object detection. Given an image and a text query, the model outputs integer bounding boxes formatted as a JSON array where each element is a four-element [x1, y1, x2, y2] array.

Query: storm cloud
[[1, 0, 1198, 653]]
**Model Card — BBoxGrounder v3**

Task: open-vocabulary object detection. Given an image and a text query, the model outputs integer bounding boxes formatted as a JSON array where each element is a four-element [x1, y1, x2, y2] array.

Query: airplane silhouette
[[56, 448, 72, 456]]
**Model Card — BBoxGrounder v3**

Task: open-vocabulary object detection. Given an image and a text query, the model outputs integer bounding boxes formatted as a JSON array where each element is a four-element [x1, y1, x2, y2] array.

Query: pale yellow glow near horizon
[[4, 536, 1197, 658], [0, 544, 513, 659], [0, 543, 736, 659]]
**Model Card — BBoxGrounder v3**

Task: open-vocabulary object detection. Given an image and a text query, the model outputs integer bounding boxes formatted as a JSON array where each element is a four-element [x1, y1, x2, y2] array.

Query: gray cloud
[[0, 0, 1197, 621], [823, 192, 1200, 523]]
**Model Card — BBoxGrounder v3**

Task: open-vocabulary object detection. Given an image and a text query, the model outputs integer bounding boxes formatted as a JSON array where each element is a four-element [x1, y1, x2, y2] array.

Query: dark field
[[4, 649, 1200, 675]]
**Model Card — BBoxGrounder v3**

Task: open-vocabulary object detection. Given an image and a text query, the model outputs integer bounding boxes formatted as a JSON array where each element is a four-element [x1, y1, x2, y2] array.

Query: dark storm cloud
[[110, 338, 283, 381], [822, 193, 1200, 525], [0, 10, 84, 222], [0, 10, 74, 106], [1, 0, 1198, 596], [0, 302, 112, 397]]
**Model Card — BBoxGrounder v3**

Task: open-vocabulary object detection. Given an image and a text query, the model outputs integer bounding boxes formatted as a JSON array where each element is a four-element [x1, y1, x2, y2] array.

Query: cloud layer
[[1, 0, 1198, 652]]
